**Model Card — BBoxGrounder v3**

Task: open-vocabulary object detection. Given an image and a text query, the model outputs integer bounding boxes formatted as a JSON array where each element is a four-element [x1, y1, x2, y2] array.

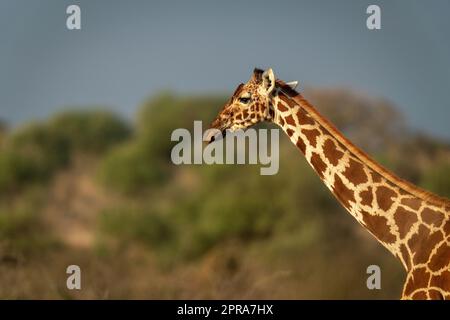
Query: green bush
[[98, 93, 226, 194], [0, 110, 130, 194], [97, 141, 169, 194], [0, 150, 39, 193], [0, 188, 58, 255], [49, 110, 131, 153], [0, 122, 70, 194], [137, 93, 226, 162], [9, 122, 71, 178], [189, 188, 276, 257], [100, 206, 173, 249]]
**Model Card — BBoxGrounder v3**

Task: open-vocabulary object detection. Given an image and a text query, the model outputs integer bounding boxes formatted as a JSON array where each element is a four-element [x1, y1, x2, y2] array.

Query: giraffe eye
[[238, 97, 251, 104]]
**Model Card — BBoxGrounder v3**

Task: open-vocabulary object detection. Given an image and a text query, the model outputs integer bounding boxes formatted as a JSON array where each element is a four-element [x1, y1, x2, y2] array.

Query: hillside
[[0, 89, 449, 299]]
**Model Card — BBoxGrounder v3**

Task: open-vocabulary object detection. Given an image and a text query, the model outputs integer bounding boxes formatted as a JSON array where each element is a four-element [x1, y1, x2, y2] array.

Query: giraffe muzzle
[[205, 117, 229, 144], [205, 127, 226, 144]]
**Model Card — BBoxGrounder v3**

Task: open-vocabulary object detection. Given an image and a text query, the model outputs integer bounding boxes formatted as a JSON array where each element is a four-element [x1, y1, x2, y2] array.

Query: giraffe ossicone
[[208, 67, 450, 300]]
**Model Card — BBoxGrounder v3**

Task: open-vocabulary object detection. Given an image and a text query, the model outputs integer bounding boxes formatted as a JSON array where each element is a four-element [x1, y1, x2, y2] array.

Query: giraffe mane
[[276, 80, 450, 208]]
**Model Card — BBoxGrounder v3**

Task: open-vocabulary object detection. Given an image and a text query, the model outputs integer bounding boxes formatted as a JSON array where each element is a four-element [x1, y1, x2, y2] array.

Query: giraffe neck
[[270, 84, 450, 272]]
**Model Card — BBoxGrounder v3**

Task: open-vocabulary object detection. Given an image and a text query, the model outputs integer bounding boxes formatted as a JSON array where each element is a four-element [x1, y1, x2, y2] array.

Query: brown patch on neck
[[403, 267, 431, 295], [375, 186, 397, 211], [400, 198, 422, 211], [430, 270, 450, 292], [296, 107, 315, 125], [278, 94, 315, 127], [286, 128, 294, 137], [394, 206, 418, 238], [421, 207, 445, 228], [443, 220, 450, 234], [284, 114, 296, 126], [310, 153, 327, 178], [278, 94, 293, 107], [296, 138, 306, 154], [412, 291, 428, 300], [277, 101, 289, 112], [371, 171, 382, 183], [359, 188, 373, 206], [323, 139, 344, 166], [301, 128, 321, 148], [361, 211, 396, 244], [332, 174, 355, 209], [343, 158, 368, 186], [408, 225, 444, 264], [428, 242, 450, 272], [428, 289, 445, 300]]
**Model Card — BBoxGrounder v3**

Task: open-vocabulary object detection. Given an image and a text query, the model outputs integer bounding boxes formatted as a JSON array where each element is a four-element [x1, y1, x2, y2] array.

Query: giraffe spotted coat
[[208, 68, 450, 299]]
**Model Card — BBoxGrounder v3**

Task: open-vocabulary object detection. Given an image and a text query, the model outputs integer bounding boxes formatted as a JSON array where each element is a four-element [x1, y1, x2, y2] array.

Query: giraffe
[[206, 68, 450, 300]]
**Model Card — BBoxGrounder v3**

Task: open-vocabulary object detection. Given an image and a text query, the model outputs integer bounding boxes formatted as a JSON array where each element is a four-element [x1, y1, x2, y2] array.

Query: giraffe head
[[207, 68, 284, 142]]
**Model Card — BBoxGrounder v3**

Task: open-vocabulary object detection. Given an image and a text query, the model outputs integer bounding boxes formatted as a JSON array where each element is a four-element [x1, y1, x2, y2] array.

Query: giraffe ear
[[262, 68, 275, 93], [286, 81, 299, 90]]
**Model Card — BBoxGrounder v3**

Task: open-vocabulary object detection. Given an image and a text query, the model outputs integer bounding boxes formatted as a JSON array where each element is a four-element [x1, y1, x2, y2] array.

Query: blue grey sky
[[1, 0, 450, 139]]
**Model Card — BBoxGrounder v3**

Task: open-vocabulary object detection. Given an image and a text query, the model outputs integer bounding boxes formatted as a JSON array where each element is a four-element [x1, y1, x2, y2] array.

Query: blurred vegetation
[[0, 111, 130, 195], [421, 162, 450, 198], [0, 89, 449, 299], [0, 186, 58, 256], [97, 93, 225, 193]]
